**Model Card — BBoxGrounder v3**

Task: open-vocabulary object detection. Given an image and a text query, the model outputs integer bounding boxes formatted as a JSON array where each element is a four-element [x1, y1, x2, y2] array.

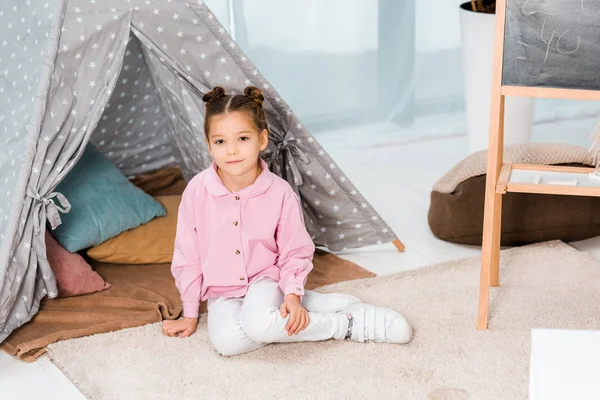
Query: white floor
[[3, 116, 600, 399]]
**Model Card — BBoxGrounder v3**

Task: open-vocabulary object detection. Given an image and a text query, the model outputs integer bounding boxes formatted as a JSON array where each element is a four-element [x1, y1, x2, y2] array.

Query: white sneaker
[[341, 302, 412, 344]]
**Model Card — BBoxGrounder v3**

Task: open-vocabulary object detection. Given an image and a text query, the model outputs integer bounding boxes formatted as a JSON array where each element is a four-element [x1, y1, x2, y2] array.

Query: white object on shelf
[[530, 329, 600, 400], [459, 4, 536, 154], [532, 175, 578, 185], [589, 171, 600, 180], [545, 179, 579, 186], [511, 169, 600, 188]]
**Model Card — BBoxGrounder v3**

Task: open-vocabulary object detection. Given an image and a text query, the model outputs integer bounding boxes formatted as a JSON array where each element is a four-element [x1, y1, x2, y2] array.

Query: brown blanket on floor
[[2, 167, 375, 362], [2, 253, 373, 362]]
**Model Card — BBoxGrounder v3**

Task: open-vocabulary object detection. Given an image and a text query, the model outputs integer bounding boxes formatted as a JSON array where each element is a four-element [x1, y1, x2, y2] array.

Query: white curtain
[[205, 0, 600, 141]]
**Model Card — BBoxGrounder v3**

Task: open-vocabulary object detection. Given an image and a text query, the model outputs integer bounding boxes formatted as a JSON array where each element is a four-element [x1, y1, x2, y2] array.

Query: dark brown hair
[[202, 86, 268, 139]]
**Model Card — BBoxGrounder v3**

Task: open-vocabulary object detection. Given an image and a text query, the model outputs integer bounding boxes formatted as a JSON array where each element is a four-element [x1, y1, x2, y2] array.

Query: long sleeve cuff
[[282, 283, 305, 297], [182, 301, 200, 318]]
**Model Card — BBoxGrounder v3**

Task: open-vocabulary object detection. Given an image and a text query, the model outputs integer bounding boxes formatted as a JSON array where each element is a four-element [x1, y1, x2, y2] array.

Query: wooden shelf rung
[[506, 184, 600, 197], [511, 163, 597, 174], [502, 85, 600, 102]]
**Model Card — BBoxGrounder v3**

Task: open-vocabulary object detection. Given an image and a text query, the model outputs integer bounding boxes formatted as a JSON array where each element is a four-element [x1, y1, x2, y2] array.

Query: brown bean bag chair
[[428, 143, 600, 246]]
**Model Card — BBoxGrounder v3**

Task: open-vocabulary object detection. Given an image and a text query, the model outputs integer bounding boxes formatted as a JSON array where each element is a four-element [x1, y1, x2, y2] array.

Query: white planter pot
[[459, 3, 535, 154]]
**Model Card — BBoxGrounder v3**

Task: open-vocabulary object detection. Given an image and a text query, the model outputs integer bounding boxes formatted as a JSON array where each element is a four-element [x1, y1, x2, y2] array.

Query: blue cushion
[[51, 144, 166, 253]]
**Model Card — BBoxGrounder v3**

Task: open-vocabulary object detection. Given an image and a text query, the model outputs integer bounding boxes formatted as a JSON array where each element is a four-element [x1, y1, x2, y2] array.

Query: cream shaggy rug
[[47, 241, 600, 400]]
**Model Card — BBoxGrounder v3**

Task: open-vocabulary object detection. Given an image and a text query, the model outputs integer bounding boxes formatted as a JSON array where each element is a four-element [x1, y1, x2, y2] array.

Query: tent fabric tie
[[26, 188, 71, 260], [268, 134, 309, 186]]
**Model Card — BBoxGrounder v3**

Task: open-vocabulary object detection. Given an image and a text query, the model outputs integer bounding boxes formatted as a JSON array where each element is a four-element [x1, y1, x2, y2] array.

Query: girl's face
[[206, 111, 268, 178]]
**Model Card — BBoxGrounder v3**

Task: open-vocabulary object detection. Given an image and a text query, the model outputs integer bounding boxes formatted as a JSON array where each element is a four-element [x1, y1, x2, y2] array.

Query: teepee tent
[[0, 0, 403, 342]]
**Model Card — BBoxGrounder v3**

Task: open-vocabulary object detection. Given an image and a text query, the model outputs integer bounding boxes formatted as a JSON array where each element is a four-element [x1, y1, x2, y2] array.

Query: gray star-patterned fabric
[[0, 0, 399, 343]]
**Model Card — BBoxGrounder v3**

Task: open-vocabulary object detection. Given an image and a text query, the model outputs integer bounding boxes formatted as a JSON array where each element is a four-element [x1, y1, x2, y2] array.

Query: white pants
[[207, 277, 352, 356]]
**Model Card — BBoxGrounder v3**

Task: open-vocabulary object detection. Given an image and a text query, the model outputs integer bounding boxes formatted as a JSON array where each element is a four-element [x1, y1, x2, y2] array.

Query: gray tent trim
[[0, 0, 402, 343]]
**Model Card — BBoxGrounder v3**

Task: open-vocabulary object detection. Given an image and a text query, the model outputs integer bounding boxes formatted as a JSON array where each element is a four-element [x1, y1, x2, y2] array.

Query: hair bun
[[244, 86, 264, 107], [203, 86, 226, 103]]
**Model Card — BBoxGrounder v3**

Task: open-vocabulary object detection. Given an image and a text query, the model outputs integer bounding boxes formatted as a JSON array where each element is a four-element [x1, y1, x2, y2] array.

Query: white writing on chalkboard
[[503, 0, 600, 90]]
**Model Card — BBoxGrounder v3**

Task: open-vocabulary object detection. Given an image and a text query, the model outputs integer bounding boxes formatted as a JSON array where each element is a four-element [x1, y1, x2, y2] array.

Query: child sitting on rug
[[162, 86, 412, 356]]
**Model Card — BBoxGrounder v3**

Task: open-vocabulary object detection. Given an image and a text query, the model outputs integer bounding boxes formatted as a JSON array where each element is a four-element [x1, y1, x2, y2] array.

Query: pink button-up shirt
[[171, 159, 315, 318]]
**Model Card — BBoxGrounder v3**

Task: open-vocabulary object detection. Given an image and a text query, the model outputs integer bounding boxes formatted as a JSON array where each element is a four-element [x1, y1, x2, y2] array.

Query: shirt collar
[[205, 158, 274, 198]]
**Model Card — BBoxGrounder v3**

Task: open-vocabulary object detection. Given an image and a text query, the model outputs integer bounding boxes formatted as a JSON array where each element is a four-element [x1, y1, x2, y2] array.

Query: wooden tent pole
[[392, 239, 405, 252]]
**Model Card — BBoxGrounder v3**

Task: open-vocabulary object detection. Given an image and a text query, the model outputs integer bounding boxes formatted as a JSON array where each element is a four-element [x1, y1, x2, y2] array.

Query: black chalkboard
[[502, 0, 600, 90]]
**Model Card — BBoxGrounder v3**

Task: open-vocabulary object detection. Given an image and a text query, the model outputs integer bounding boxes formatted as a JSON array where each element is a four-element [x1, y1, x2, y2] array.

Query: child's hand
[[279, 294, 310, 336], [162, 317, 198, 338]]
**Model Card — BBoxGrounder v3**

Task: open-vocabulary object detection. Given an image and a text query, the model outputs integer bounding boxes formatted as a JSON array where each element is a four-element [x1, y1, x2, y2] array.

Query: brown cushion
[[130, 166, 187, 196], [428, 163, 600, 246]]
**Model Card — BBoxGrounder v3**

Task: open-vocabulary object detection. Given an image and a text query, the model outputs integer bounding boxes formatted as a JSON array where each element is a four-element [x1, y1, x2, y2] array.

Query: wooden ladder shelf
[[477, 0, 600, 329]]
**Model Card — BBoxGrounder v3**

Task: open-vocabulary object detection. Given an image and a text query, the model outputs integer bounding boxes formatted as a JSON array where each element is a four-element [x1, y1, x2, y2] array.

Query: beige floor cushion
[[428, 143, 600, 246]]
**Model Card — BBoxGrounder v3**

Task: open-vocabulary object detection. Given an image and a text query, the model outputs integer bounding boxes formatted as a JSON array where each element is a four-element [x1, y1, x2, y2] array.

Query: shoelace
[[345, 313, 353, 339]]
